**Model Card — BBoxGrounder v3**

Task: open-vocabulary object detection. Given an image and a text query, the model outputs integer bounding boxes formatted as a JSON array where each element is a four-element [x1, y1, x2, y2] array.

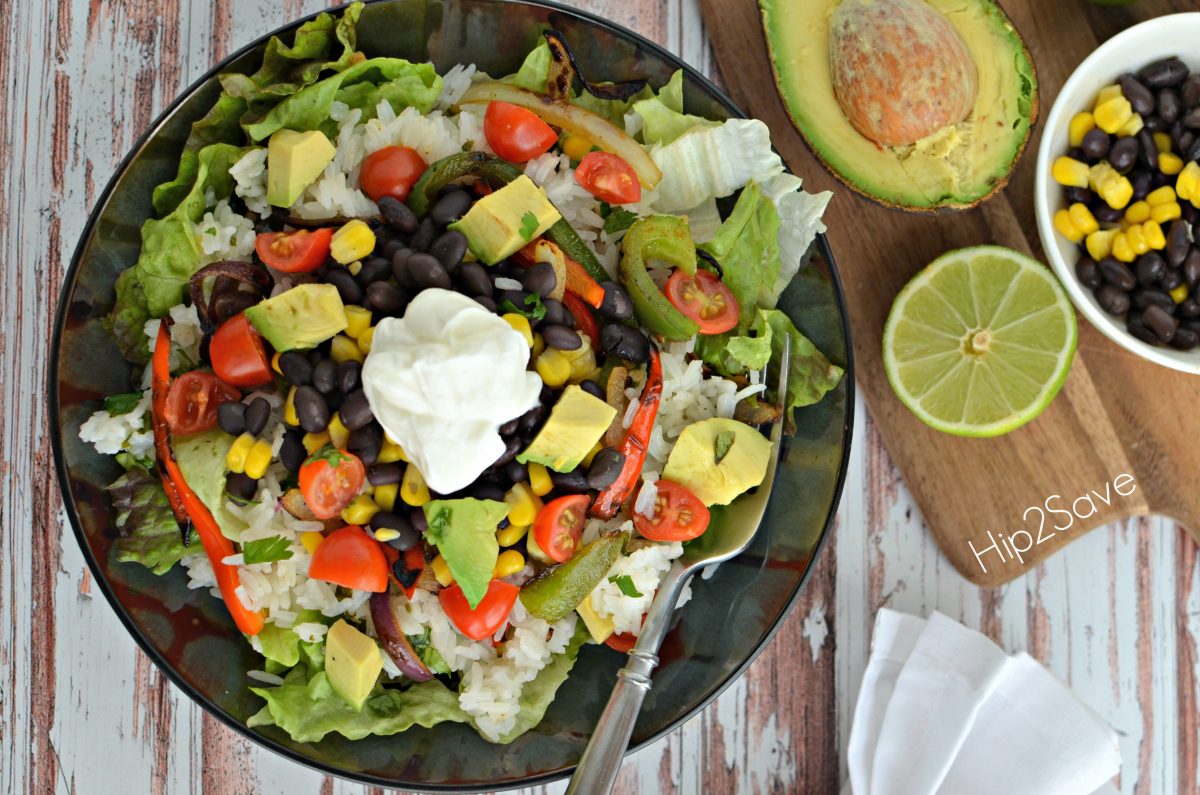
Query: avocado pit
[[828, 0, 979, 148]]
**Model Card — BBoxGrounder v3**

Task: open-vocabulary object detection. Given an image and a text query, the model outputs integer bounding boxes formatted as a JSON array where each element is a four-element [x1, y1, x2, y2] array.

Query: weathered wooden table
[[3, 1, 1196, 792]]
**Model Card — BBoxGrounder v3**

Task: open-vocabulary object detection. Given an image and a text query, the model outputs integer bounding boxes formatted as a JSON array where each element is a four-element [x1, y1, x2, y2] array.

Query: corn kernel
[[582, 439, 604, 467], [303, 431, 331, 454], [1069, 112, 1096, 147], [284, 386, 299, 426], [330, 219, 376, 264], [327, 413, 350, 450], [1171, 284, 1190, 304], [431, 555, 455, 587], [1106, 177, 1134, 209], [1094, 96, 1133, 134], [1144, 220, 1167, 250], [301, 531, 324, 555], [401, 463, 431, 507], [1124, 201, 1151, 224], [341, 494, 380, 525], [1177, 161, 1200, 201], [531, 332, 546, 358], [226, 433, 255, 473], [505, 482, 541, 527], [271, 351, 283, 375], [378, 436, 408, 464], [374, 482, 398, 512], [1086, 229, 1117, 260], [374, 527, 401, 543], [347, 260, 363, 277], [561, 132, 595, 161], [357, 326, 375, 355], [1161, 152, 1185, 176], [1146, 185, 1177, 206], [1111, 232, 1136, 262], [493, 549, 526, 579], [343, 305, 372, 339], [1118, 113, 1144, 138], [528, 462, 553, 496], [1090, 162, 1134, 209], [1095, 84, 1124, 106], [243, 439, 273, 479], [1151, 202, 1182, 224], [331, 334, 364, 364], [497, 523, 528, 547], [1053, 156, 1091, 188], [536, 349, 572, 387], [1153, 132, 1173, 154], [1126, 223, 1149, 255], [502, 313, 534, 347], [1068, 203, 1099, 236]]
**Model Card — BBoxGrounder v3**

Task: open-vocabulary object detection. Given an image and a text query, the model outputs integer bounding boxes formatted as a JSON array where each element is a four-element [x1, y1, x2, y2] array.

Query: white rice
[[141, 302, 204, 375], [248, 669, 285, 686], [590, 541, 684, 634], [229, 148, 269, 216], [523, 152, 621, 276], [78, 390, 154, 459], [493, 276, 523, 291], [435, 63, 477, 110], [196, 198, 256, 263]]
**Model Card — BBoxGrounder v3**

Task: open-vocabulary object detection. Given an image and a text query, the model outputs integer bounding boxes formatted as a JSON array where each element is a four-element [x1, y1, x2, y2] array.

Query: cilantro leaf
[[603, 207, 638, 235], [499, 292, 547, 321], [104, 392, 144, 416], [304, 445, 349, 468], [242, 535, 295, 565], [608, 574, 643, 598], [519, 211, 539, 242], [714, 430, 736, 465], [407, 628, 451, 674]]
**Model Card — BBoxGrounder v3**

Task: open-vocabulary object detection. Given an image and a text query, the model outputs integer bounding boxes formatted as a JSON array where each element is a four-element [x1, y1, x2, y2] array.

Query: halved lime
[[883, 246, 1077, 437]]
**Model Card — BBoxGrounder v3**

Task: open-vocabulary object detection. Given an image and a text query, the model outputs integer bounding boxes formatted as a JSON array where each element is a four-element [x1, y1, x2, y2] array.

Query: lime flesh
[[883, 246, 1077, 437]]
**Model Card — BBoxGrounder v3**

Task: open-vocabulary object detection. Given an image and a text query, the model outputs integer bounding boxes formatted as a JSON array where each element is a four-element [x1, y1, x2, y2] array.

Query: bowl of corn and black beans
[[1036, 14, 1200, 374]]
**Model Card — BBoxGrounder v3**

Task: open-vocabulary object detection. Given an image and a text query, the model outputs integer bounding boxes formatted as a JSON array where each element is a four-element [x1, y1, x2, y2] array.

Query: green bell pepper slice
[[519, 532, 628, 623], [618, 215, 700, 341]]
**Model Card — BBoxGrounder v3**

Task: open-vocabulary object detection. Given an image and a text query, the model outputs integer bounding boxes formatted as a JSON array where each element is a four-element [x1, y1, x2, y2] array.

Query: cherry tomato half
[[359, 145, 428, 203], [308, 525, 389, 592], [574, 151, 641, 204], [484, 101, 557, 163], [210, 313, 273, 388], [298, 446, 366, 520], [533, 494, 590, 563], [255, 227, 333, 273], [163, 372, 240, 436], [439, 580, 520, 641], [664, 268, 740, 335], [633, 480, 711, 542]]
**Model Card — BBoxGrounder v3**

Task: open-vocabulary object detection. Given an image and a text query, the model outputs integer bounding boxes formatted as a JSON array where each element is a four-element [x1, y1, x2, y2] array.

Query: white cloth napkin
[[846, 610, 1122, 795]]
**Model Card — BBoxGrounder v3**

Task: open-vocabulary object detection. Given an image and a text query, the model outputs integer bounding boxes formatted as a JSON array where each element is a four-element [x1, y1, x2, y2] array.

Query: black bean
[[1065, 186, 1097, 206], [1068, 146, 1087, 162], [1127, 312, 1159, 345], [367, 462, 404, 486], [490, 436, 521, 468], [278, 429, 304, 472], [496, 288, 529, 309], [226, 472, 259, 501], [1185, 107, 1200, 130], [356, 256, 392, 287], [347, 422, 383, 466], [372, 513, 420, 548], [410, 508, 428, 533], [1185, 250, 1200, 288], [339, 389, 374, 431], [499, 418, 520, 437], [598, 281, 634, 320], [294, 385, 330, 433], [312, 359, 338, 394], [1184, 319, 1200, 335], [1143, 115, 1168, 133], [278, 351, 312, 386], [325, 390, 344, 413], [378, 196, 419, 233], [1099, 256, 1137, 291], [391, 247, 416, 288], [1184, 203, 1200, 225], [1108, 136, 1139, 173], [1120, 74, 1157, 115], [1159, 88, 1182, 124], [503, 460, 528, 485], [407, 253, 452, 290], [1135, 252, 1167, 286], [382, 238, 406, 261], [367, 281, 407, 315], [456, 261, 492, 297], [542, 324, 582, 350], [336, 360, 361, 394], [1096, 284, 1132, 315], [410, 217, 435, 252], [1132, 288, 1174, 311], [1093, 205, 1125, 224], [1171, 327, 1200, 350], [243, 397, 271, 437], [601, 324, 650, 363], [1184, 74, 1200, 109], [586, 448, 626, 490], [1137, 130, 1159, 170], [428, 230, 468, 272], [1130, 170, 1154, 201], [1186, 137, 1200, 164], [1152, 170, 1172, 189], [474, 295, 497, 313], [1179, 297, 1200, 318], [1080, 128, 1111, 162], [579, 379, 604, 399], [323, 268, 363, 305], [307, 349, 325, 367], [1172, 120, 1187, 150], [1164, 220, 1191, 269], [1181, 131, 1196, 157], [472, 482, 506, 502], [217, 401, 246, 435], [540, 297, 567, 326], [549, 468, 590, 492], [1139, 57, 1188, 88], [1162, 269, 1185, 291], [518, 404, 546, 435], [521, 262, 558, 297], [1144, 303, 1179, 341], [429, 190, 472, 226]]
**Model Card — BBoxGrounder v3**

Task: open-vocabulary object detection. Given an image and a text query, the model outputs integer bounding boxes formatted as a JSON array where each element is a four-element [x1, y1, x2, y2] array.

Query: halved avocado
[[760, 0, 1038, 211]]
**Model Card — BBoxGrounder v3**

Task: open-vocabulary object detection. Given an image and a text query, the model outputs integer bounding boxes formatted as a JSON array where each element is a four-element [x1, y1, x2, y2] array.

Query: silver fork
[[566, 336, 791, 795]]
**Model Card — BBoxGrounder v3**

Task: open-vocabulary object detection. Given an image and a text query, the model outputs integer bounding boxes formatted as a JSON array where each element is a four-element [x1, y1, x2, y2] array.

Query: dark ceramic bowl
[[50, 0, 854, 789]]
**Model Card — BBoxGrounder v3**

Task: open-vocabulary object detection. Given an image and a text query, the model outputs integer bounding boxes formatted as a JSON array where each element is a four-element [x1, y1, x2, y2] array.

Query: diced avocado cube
[[576, 594, 614, 644], [517, 385, 616, 472], [661, 418, 771, 506], [324, 619, 382, 712], [267, 130, 336, 208], [448, 175, 561, 265], [245, 283, 348, 352]]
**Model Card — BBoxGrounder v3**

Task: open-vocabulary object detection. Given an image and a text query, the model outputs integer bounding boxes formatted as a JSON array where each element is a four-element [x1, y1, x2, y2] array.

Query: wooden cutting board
[[700, 0, 1200, 586]]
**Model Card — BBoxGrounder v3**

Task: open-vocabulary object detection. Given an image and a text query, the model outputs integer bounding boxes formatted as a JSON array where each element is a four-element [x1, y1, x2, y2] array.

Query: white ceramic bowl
[[1035, 13, 1200, 375]]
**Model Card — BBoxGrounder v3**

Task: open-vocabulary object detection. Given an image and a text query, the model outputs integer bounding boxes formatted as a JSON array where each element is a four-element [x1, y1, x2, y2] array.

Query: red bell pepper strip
[[151, 321, 265, 636], [562, 291, 601, 351], [590, 347, 663, 519]]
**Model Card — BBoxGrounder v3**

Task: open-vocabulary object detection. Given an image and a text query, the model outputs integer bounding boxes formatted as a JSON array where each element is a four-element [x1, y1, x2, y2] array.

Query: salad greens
[[109, 467, 201, 575], [629, 70, 718, 146]]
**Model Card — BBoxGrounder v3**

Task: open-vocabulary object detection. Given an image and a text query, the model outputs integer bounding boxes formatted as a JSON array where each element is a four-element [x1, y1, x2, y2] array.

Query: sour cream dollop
[[361, 289, 542, 495]]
